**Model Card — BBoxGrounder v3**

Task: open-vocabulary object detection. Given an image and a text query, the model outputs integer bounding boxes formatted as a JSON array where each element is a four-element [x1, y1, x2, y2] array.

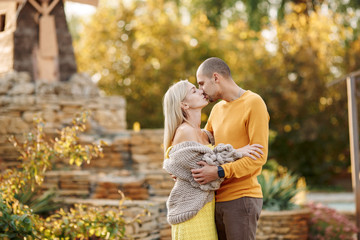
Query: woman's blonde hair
[[163, 80, 189, 157]]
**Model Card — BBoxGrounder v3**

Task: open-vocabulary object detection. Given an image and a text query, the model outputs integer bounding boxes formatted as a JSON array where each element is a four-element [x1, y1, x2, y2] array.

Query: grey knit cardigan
[[163, 137, 243, 225]]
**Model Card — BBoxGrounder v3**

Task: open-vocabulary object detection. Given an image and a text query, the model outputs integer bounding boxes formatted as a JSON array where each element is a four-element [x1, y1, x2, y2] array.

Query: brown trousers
[[215, 197, 263, 240]]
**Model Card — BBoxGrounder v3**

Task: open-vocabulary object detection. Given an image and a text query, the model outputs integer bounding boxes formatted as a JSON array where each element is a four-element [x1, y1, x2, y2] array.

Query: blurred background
[[66, 0, 360, 190]]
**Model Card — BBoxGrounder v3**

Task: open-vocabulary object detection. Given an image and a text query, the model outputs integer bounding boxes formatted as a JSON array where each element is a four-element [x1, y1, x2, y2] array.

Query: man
[[191, 57, 270, 240]]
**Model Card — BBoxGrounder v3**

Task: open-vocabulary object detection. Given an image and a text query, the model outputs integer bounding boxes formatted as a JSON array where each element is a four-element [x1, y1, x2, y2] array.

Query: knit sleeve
[[163, 142, 245, 191], [163, 143, 221, 191], [202, 129, 215, 145], [203, 143, 243, 165]]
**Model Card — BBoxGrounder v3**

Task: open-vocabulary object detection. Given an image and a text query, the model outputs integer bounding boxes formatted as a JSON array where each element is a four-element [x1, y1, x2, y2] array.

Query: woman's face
[[182, 82, 208, 110]]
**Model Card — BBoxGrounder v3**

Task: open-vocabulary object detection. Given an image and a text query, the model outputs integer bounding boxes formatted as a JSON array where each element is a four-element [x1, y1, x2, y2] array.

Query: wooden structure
[[328, 70, 360, 240], [0, 1, 17, 75], [0, 0, 97, 82]]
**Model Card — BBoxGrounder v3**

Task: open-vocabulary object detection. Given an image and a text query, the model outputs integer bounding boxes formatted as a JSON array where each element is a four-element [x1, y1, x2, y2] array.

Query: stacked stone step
[[48, 132, 132, 172], [122, 200, 163, 240], [145, 170, 174, 197], [0, 137, 22, 170], [130, 129, 164, 171], [151, 197, 172, 240], [130, 129, 174, 198], [87, 135, 129, 169], [256, 209, 311, 240], [42, 170, 91, 198], [60, 198, 168, 240], [42, 170, 151, 201], [91, 175, 149, 200]]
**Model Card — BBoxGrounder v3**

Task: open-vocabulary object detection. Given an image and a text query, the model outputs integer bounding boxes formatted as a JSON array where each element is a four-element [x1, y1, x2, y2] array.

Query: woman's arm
[[236, 144, 264, 160], [191, 143, 264, 184]]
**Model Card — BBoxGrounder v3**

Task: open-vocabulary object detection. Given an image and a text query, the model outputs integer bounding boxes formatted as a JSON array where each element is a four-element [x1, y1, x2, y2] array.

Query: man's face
[[196, 73, 220, 102]]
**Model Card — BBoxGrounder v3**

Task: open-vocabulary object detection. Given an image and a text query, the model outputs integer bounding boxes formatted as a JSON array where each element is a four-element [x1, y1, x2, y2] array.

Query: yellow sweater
[[205, 90, 270, 202]]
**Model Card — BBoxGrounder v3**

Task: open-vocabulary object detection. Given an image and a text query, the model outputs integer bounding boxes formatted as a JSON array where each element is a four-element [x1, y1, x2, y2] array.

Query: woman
[[162, 80, 263, 240]]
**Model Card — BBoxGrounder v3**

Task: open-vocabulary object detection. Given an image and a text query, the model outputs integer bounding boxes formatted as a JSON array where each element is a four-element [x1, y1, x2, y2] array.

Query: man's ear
[[213, 72, 220, 83]]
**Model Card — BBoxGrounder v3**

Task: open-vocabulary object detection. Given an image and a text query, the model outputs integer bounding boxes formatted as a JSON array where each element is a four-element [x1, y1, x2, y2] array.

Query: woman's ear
[[181, 102, 189, 110], [181, 102, 189, 119]]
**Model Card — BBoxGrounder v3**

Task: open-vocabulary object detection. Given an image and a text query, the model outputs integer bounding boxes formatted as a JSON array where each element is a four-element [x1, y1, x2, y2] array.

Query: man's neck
[[222, 83, 245, 102]]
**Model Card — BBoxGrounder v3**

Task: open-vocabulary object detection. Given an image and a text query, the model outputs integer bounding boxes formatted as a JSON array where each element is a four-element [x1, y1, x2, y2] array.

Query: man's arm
[[192, 97, 269, 184], [191, 162, 218, 184]]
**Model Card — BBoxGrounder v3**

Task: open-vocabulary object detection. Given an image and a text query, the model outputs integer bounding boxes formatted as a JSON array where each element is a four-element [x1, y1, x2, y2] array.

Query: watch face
[[218, 166, 225, 178]]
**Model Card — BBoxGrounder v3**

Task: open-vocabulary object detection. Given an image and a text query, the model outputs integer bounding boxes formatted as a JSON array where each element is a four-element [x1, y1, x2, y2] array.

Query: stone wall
[[36, 129, 173, 201], [0, 72, 172, 239], [37, 128, 173, 239], [130, 129, 174, 198], [0, 71, 126, 169], [59, 198, 170, 240], [257, 209, 311, 240]]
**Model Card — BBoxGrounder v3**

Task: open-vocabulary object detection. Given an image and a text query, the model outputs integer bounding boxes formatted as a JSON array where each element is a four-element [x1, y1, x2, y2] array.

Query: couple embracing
[[162, 57, 270, 240]]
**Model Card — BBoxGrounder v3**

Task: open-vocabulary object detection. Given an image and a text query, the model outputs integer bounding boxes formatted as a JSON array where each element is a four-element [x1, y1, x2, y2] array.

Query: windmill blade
[[39, 15, 58, 58], [0, 0, 26, 2], [0, 0, 98, 7], [37, 14, 59, 81], [66, 0, 98, 7]]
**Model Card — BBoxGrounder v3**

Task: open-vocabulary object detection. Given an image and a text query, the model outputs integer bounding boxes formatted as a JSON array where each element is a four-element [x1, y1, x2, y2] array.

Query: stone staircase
[[37, 129, 173, 240], [0, 73, 173, 239], [42, 168, 172, 240]]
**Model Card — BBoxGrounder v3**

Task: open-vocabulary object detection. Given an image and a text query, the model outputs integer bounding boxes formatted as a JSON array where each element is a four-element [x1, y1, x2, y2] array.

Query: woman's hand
[[169, 173, 177, 181], [236, 144, 264, 160]]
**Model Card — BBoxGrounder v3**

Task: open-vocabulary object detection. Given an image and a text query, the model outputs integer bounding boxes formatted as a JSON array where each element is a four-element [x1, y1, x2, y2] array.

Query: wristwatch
[[217, 166, 225, 178]]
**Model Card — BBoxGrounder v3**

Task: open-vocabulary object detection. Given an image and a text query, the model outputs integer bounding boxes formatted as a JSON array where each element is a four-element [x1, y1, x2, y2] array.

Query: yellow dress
[[166, 144, 218, 240]]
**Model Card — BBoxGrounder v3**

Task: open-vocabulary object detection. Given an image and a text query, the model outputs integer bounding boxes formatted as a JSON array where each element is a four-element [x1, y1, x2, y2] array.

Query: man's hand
[[191, 161, 218, 185]]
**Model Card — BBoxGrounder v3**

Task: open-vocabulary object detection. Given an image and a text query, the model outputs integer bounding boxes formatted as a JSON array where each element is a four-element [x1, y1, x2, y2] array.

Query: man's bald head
[[197, 57, 231, 79]]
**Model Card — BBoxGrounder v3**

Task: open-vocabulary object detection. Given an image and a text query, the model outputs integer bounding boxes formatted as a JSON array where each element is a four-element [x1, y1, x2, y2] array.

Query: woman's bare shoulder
[[172, 123, 197, 145]]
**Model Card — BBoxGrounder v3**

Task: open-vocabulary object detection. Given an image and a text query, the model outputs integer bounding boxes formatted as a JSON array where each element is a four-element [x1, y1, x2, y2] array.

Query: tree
[[75, 0, 221, 128], [73, 0, 360, 186], [174, 0, 360, 32], [223, 6, 357, 185]]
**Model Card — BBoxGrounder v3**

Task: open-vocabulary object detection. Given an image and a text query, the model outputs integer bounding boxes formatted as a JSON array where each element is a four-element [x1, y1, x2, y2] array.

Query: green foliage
[[262, 159, 280, 173], [37, 203, 128, 239], [175, 0, 360, 31], [14, 187, 61, 217], [251, 7, 353, 186], [0, 194, 35, 239], [75, 0, 221, 128], [2, 112, 103, 195], [73, 0, 360, 187], [182, 0, 239, 28], [258, 169, 304, 211], [0, 112, 139, 239]]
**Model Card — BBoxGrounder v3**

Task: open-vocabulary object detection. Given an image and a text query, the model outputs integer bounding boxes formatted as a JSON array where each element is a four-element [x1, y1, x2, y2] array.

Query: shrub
[[0, 112, 141, 239], [0, 194, 35, 239], [14, 187, 61, 217], [307, 202, 358, 240], [37, 203, 128, 239], [258, 169, 304, 211]]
